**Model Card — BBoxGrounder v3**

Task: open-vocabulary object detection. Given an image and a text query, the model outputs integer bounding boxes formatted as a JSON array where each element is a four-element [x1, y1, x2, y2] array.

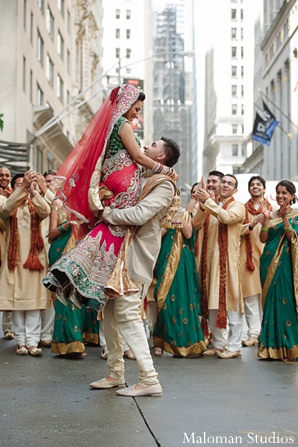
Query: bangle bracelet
[[261, 226, 269, 232], [284, 226, 293, 233], [58, 224, 66, 233]]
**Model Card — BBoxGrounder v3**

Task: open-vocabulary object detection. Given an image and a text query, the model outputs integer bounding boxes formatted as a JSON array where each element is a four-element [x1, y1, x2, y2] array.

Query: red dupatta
[[54, 84, 141, 240]]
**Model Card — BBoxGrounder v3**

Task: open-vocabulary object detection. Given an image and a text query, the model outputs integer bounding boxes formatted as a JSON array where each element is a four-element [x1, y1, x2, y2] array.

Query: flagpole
[[257, 88, 298, 129]]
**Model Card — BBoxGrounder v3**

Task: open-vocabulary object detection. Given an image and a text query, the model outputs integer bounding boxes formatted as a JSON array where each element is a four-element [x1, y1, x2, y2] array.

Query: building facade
[[0, 0, 103, 175], [244, 0, 298, 182], [196, 0, 261, 177]]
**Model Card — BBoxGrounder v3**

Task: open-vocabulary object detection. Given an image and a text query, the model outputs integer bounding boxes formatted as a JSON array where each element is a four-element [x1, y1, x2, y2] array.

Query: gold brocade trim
[[261, 235, 284, 308], [63, 233, 76, 256], [291, 231, 298, 307], [83, 332, 99, 345], [156, 231, 183, 314], [51, 341, 85, 355], [258, 345, 298, 361], [153, 337, 206, 357]]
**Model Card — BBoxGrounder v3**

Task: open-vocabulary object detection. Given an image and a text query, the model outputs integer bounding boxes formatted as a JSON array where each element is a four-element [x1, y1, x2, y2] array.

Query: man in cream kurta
[[240, 176, 267, 347], [90, 138, 180, 397], [0, 167, 14, 339], [193, 174, 245, 359], [0, 171, 51, 355]]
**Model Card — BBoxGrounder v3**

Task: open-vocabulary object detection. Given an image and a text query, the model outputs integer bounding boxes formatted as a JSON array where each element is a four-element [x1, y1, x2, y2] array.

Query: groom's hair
[[161, 137, 181, 167]]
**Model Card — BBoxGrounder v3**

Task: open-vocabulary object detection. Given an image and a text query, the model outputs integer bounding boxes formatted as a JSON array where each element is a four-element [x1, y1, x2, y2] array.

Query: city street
[[1, 330, 297, 447]]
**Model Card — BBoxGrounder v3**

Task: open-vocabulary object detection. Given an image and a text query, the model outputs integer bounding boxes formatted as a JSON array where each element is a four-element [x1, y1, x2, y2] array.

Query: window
[[231, 28, 237, 39], [232, 124, 237, 134], [38, 0, 44, 14], [126, 10, 131, 19], [242, 146, 246, 156], [232, 144, 238, 156], [241, 104, 244, 115], [241, 124, 244, 134], [30, 70, 33, 102], [231, 66, 237, 77], [47, 7, 54, 39], [232, 85, 237, 96], [23, 0, 27, 30], [46, 54, 54, 86], [58, 0, 64, 17], [116, 29, 120, 39], [116, 9, 120, 19], [126, 48, 131, 58], [241, 66, 244, 77], [67, 90, 70, 105], [23, 57, 26, 92], [241, 85, 244, 97], [57, 31, 64, 60], [231, 47, 237, 57], [240, 9, 243, 20], [37, 30, 44, 66], [57, 74, 63, 102], [232, 104, 237, 115], [241, 47, 244, 58], [231, 9, 237, 19], [30, 13, 33, 43], [241, 28, 243, 40], [37, 83, 44, 105], [115, 48, 120, 58], [126, 29, 131, 39]]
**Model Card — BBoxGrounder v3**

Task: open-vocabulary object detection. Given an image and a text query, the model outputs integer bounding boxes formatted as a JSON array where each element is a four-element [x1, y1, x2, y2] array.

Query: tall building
[[0, 0, 102, 175], [196, 0, 261, 177], [152, 0, 196, 202], [243, 0, 298, 182]]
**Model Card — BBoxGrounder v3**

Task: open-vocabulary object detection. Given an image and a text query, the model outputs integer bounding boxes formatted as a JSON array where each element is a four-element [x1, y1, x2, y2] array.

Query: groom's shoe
[[116, 383, 162, 397], [90, 377, 125, 389]]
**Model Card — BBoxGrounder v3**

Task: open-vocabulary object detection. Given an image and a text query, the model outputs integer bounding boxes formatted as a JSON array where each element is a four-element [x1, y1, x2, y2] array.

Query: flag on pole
[[252, 112, 271, 146], [262, 101, 279, 139], [252, 101, 279, 145]]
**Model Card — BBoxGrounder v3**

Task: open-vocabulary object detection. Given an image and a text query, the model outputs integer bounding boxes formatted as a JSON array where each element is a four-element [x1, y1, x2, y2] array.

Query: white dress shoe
[[116, 383, 162, 397], [90, 377, 125, 389]]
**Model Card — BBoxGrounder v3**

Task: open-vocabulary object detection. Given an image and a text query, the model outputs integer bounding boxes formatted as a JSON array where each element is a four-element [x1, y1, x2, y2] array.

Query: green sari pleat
[[50, 227, 99, 354], [258, 213, 298, 361], [153, 226, 206, 357]]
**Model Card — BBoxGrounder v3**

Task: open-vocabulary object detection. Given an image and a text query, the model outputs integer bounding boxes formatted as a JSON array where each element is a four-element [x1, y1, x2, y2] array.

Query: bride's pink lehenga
[[42, 85, 143, 309]]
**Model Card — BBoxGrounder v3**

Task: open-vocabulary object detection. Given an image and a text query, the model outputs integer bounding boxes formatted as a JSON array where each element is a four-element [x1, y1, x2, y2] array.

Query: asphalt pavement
[[1, 326, 298, 447]]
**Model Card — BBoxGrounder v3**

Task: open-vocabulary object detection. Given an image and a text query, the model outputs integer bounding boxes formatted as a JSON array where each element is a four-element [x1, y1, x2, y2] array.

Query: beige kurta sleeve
[[103, 181, 174, 226], [43, 188, 55, 205], [202, 198, 245, 224], [0, 187, 28, 220], [192, 207, 208, 230], [31, 192, 51, 220]]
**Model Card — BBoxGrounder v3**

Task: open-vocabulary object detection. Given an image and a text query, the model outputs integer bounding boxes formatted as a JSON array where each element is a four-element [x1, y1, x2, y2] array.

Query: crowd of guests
[[0, 83, 297, 399], [1, 166, 297, 364]]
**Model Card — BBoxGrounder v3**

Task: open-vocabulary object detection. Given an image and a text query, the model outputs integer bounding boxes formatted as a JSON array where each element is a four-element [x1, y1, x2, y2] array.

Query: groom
[[90, 137, 180, 397]]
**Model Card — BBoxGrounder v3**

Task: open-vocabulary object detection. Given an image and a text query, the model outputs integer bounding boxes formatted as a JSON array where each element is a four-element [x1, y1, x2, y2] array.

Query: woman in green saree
[[153, 190, 206, 358], [258, 180, 298, 362], [49, 204, 99, 355]]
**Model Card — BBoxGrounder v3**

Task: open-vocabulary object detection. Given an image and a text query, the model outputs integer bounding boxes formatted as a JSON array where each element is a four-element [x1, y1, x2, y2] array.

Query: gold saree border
[[261, 234, 285, 308], [258, 345, 298, 361], [83, 332, 99, 345], [156, 229, 183, 314], [51, 341, 85, 355], [153, 337, 206, 357]]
